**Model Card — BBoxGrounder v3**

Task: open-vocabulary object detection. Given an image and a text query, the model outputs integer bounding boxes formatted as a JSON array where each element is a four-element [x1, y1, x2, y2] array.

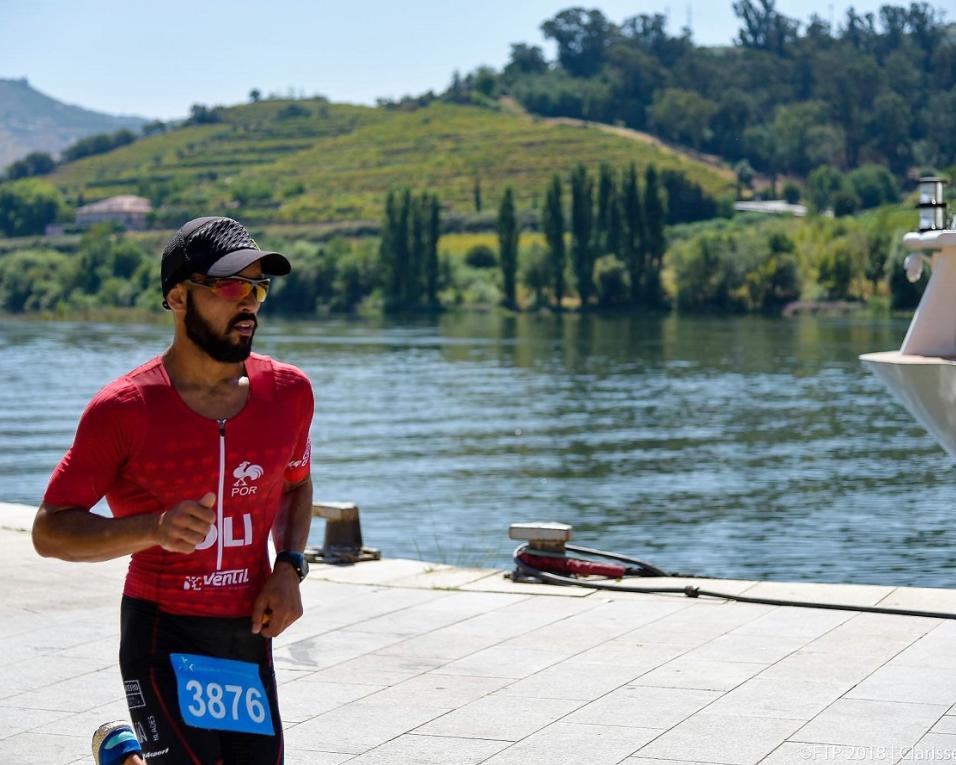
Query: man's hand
[[250, 564, 303, 638], [155, 492, 216, 554]]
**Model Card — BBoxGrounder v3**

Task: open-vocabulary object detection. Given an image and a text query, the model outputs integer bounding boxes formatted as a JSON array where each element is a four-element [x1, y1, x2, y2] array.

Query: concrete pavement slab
[[759, 742, 891, 764], [564, 684, 722, 729], [0, 731, 88, 762], [931, 716, 956, 735], [360, 672, 512, 708], [843, 664, 956, 706], [480, 721, 659, 764], [283, 699, 452, 754], [702, 676, 849, 720], [412, 692, 582, 741], [344, 732, 510, 764], [633, 711, 804, 765], [495, 658, 641, 701], [630, 655, 767, 691], [789, 698, 949, 750], [903, 734, 956, 764], [2, 500, 956, 764]]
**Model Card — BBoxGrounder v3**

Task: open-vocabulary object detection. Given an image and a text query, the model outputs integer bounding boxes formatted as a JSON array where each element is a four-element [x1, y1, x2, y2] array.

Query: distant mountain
[[0, 78, 148, 170]]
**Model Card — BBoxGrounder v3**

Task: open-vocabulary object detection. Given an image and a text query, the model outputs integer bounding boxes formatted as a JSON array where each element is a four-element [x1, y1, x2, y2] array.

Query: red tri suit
[[43, 353, 313, 617]]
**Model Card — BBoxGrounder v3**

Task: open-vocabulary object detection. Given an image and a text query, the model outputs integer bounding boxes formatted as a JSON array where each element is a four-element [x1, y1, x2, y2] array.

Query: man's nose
[[238, 288, 261, 311]]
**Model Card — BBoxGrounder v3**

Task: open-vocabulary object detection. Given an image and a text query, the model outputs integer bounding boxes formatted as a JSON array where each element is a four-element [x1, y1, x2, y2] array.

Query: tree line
[[537, 161, 667, 309], [0, 205, 927, 317], [378, 190, 442, 310], [437, 1, 956, 181], [4, 129, 141, 182], [376, 159, 672, 313]]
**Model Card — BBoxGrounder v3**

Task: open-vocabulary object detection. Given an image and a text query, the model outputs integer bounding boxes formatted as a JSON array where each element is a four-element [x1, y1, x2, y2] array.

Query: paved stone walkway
[[2, 501, 955, 764]]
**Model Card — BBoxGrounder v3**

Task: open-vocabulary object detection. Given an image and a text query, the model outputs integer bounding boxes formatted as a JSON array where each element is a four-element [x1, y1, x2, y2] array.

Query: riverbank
[[2, 500, 955, 764], [0, 296, 910, 324]]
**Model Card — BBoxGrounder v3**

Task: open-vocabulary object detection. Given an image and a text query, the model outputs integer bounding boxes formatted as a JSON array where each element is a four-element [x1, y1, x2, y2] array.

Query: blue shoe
[[92, 721, 142, 765]]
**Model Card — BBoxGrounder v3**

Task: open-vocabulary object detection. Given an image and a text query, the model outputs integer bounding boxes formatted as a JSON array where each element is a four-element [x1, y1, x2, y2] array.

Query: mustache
[[228, 314, 258, 331]]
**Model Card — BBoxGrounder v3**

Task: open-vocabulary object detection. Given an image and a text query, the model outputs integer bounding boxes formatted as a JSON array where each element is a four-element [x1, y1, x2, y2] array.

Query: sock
[[98, 726, 142, 765]]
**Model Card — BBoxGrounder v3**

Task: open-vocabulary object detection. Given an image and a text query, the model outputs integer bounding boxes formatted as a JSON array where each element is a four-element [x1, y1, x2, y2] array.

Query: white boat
[[861, 224, 956, 458]]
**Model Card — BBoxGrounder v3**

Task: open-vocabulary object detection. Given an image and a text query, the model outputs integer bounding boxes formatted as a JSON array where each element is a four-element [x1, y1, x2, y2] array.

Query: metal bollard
[[305, 502, 381, 565]]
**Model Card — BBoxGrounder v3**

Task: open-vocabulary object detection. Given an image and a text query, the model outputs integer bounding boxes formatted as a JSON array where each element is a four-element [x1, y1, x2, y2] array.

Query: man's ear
[[165, 282, 188, 312]]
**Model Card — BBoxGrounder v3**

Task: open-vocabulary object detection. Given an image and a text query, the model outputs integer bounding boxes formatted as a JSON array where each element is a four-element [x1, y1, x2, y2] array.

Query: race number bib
[[170, 653, 274, 736]]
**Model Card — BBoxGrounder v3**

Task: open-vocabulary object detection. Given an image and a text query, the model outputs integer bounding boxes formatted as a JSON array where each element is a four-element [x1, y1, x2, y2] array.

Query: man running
[[32, 217, 314, 764]]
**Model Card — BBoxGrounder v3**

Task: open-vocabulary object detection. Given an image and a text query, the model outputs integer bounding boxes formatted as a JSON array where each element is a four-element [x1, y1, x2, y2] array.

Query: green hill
[[49, 98, 734, 226], [0, 78, 146, 169]]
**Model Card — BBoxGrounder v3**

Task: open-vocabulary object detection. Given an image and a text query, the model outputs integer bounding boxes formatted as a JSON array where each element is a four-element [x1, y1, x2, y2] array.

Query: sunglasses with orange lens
[[187, 276, 271, 303]]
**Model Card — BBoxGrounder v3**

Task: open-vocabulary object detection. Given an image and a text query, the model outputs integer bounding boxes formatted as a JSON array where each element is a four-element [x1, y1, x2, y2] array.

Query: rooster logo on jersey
[[231, 461, 264, 497], [233, 461, 264, 486]]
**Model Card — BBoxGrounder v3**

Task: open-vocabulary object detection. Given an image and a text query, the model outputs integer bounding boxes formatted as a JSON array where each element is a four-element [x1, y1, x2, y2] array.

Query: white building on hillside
[[75, 195, 152, 230]]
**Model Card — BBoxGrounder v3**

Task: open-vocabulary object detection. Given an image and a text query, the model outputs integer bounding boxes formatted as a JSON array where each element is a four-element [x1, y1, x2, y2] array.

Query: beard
[[185, 291, 256, 363]]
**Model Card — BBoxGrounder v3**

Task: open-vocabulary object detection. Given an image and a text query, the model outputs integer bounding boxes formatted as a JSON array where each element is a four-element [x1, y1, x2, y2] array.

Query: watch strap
[[275, 550, 308, 582]]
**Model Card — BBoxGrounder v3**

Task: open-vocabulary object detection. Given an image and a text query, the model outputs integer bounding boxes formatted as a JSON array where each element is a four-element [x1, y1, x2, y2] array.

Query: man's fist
[[155, 492, 216, 553]]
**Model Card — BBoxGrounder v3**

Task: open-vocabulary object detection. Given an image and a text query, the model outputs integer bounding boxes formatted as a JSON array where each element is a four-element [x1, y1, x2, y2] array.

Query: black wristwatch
[[275, 551, 309, 582]]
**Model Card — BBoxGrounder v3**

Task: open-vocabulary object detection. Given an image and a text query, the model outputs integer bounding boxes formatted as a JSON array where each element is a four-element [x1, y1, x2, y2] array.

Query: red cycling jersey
[[44, 353, 313, 618]]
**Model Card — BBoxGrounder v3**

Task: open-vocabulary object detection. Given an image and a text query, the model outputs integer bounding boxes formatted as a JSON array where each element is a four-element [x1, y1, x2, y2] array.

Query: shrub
[[186, 104, 223, 125], [817, 241, 854, 298], [832, 185, 860, 217], [668, 231, 745, 311], [593, 254, 630, 306], [847, 164, 899, 209], [465, 244, 497, 268], [277, 103, 312, 120], [0, 179, 68, 237], [61, 130, 136, 162], [520, 243, 551, 307], [668, 225, 800, 312], [331, 242, 380, 312], [807, 164, 844, 212], [5, 152, 55, 180], [230, 179, 273, 207], [0, 249, 73, 312]]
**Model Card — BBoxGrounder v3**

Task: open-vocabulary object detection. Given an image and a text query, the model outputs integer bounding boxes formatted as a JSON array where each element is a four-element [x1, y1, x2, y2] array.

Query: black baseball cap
[[161, 216, 291, 308]]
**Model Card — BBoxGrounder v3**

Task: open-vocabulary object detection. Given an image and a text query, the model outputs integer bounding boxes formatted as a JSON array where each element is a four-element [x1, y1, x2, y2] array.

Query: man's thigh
[[119, 596, 283, 765]]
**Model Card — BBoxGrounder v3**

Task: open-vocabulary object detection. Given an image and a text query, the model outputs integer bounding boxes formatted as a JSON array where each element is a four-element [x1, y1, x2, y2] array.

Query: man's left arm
[[251, 474, 313, 637]]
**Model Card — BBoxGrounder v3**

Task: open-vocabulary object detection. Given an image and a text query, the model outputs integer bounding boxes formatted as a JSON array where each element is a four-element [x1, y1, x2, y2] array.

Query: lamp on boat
[[917, 177, 947, 232], [860, 174, 956, 458]]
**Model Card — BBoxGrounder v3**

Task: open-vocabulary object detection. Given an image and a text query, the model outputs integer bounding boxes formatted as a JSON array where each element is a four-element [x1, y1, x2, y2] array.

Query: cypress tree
[[596, 162, 614, 255], [497, 187, 519, 309], [643, 164, 666, 306], [426, 194, 440, 307], [542, 174, 565, 310], [407, 193, 426, 306], [621, 163, 645, 304], [570, 163, 594, 309], [380, 190, 400, 307], [473, 176, 482, 212], [607, 191, 622, 259], [395, 188, 411, 308]]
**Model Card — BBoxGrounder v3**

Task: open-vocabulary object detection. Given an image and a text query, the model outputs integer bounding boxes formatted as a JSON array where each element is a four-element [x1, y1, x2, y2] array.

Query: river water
[[2, 312, 955, 587]]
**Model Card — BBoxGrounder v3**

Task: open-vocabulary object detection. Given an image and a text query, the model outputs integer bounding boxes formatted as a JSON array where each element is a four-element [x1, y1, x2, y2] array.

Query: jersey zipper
[[216, 418, 226, 571]]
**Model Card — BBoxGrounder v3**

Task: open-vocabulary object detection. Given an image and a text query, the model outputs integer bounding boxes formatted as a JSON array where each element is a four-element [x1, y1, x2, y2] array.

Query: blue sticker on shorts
[[170, 653, 274, 736]]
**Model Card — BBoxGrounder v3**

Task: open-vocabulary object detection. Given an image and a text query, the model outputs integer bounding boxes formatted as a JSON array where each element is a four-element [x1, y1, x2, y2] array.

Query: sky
[[1, 0, 946, 121]]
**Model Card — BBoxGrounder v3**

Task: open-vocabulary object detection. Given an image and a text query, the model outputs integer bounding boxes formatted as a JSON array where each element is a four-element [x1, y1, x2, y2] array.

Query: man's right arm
[[33, 493, 217, 563]]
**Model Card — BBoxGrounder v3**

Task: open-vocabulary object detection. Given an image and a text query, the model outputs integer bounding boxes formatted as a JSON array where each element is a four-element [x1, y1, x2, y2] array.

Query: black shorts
[[119, 596, 283, 765]]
